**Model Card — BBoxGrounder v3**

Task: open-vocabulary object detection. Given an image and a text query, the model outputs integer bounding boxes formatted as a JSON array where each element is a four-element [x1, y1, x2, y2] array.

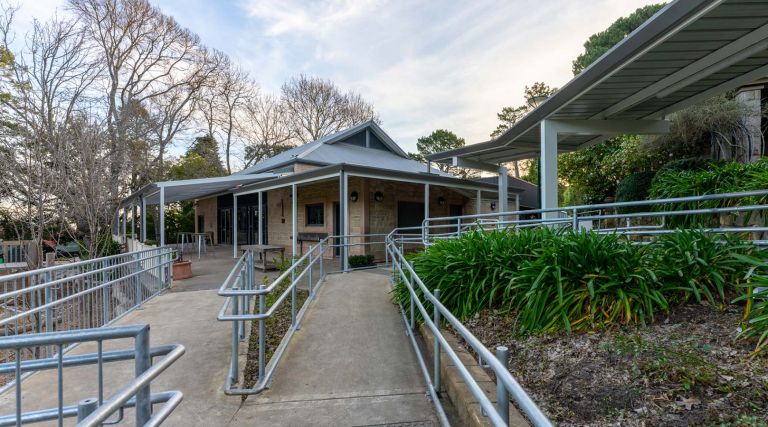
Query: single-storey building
[[118, 121, 538, 265]]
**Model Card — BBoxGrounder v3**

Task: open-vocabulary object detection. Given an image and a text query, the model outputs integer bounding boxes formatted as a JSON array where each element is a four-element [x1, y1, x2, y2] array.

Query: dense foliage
[[615, 171, 655, 211], [572, 4, 666, 74], [395, 228, 762, 344]]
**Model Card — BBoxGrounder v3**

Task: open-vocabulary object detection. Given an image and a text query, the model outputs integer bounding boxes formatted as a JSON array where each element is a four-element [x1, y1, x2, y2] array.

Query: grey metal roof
[[475, 176, 539, 209], [237, 120, 451, 177], [427, 0, 768, 164], [125, 174, 277, 205]]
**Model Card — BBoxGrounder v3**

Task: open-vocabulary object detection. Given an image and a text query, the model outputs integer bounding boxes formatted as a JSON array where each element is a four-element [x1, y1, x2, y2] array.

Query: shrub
[[615, 171, 656, 212], [348, 254, 374, 268], [512, 230, 664, 333], [731, 254, 768, 355], [655, 157, 716, 175], [393, 228, 548, 320], [649, 230, 756, 306], [396, 227, 762, 336]]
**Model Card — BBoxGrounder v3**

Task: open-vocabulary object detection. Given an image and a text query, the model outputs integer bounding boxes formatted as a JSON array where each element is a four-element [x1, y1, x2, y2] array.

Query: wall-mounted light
[[374, 191, 384, 202], [350, 191, 359, 202], [437, 197, 446, 207], [490, 201, 497, 211]]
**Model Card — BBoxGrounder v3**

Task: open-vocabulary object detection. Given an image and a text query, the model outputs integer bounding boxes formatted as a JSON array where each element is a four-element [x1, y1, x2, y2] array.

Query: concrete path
[[230, 270, 437, 426], [0, 286, 240, 426], [0, 264, 436, 426]]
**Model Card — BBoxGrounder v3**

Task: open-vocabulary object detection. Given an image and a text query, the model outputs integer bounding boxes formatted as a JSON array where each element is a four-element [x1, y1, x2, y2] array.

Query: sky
[[16, 0, 660, 154]]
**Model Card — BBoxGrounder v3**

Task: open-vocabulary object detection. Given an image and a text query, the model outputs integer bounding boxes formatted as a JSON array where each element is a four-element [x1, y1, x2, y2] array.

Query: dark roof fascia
[[426, 0, 713, 162]]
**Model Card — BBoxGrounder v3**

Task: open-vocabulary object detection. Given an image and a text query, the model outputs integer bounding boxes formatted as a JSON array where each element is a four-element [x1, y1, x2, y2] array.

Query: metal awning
[[123, 174, 278, 206], [427, 0, 768, 164]]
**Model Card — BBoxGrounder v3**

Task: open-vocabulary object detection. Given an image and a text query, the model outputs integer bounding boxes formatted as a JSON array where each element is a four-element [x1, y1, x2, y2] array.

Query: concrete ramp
[[230, 270, 437, 426]]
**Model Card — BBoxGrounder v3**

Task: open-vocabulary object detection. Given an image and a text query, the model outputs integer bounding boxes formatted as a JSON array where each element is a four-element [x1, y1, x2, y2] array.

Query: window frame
[[305, 203, 325, 226]]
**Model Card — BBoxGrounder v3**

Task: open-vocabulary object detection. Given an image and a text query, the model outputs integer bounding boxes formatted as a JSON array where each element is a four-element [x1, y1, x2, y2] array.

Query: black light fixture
[[374, 191, 384, 202], [437, 196, 446, 207], [490, 201, 497, 211], [350, 191, 359, 202]]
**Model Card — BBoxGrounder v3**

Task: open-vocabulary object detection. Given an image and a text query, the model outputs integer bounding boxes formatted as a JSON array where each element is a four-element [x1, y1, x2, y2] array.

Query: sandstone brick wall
[[199, 176, 484, 262]]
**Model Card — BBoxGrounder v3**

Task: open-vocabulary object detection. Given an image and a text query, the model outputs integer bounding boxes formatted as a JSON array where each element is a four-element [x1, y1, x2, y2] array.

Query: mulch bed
[[242, 286, 309, 395], [453, 303, 768, 426]]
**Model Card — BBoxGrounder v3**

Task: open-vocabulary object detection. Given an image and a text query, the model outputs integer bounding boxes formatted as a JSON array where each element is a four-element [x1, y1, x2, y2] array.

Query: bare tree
[[241, 93, 294, 167], [0, 7, 98, 263], [68, 0, 205, 194], [59, 115, 116, 257], [216, 62, 253, 174], [281, 74, 379, 143]]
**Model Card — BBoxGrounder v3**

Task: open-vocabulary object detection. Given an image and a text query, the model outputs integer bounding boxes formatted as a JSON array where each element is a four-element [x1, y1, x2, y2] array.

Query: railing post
[[134, 326, 151, 426], [319, 242, 324, 283], [237, 275, 245, 341], [308, 251, 313, 295], [76, 398, 98, 422], [101, 260, 110, 324], [409, 274, 415, 330], [457, 217, 462, 237], [258, 283, 266, 381], [229, 287, 239, 386], [133, 252, 142, 307], [572, 207, 578, 230], [433, 288, 441, 394], [44, 271, 53, 356], [496, 346, 510, 425]]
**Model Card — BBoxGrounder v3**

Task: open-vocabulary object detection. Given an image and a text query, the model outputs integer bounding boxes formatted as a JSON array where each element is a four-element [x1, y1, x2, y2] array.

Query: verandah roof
[[427, 0, 768, 164]]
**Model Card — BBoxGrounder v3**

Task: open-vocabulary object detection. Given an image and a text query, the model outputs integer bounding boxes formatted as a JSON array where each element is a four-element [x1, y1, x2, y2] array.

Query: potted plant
[[172, 251, 193, 280]]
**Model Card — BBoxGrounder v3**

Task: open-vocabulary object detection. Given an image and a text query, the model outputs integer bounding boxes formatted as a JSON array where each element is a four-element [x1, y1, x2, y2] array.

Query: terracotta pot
[[172, 260, 193, 280]]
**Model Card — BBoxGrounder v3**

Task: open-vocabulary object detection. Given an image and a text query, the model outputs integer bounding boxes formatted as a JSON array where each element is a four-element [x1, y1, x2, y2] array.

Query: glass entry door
[[219, 208, 232, 245]]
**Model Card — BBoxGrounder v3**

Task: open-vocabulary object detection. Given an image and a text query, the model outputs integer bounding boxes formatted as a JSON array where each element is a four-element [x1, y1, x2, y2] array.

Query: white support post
[[498, 166, 508, 214], [141, 197, 147, 242], [233, 195, 238, 258], [540, 119, 559, 220], [424, 184, 430, 220], [339, 172, 348, 272], [130, 203, 136, 250], [476, 190, 482, 214], [121, 207, 127, 245], [258, 191, 264, 245], [159, 186, 166, 247], [291, 184, 297, 259]]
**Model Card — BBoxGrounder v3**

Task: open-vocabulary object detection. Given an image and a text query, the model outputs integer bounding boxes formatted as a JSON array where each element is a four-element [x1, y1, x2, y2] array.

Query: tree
[[572, 4, 665, 75], [168, 134, 226, 180], [281, 74, 379, 143], [242, 93, 294, 167], [490, 82, 557, 178], [409, 129, 476, 179], [68, 0, 208, 197]]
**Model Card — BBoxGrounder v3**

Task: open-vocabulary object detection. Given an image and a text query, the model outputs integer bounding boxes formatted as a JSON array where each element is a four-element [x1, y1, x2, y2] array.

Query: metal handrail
[[0, 324, 184, 426], [217, 238, 331, 395], [385, 229, 552, 427], [422, 189, 768, 243], [0, 247, 175, 394]]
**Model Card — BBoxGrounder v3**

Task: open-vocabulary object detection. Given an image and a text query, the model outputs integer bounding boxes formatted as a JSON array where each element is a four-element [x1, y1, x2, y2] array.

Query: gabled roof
[[427, 0, 768, 164], [235, 120, 440, 175]]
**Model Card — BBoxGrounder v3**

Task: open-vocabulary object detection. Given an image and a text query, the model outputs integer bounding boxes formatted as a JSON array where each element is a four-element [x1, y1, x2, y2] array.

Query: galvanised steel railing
[[217, 232, 425, 395], [217, 238, 330, 395], [0, 324, 184, 426], [0, 247, 175, 386], [386, 227, 552, 427], [422, 189, 768, 244], [0, 243, 27, 264]]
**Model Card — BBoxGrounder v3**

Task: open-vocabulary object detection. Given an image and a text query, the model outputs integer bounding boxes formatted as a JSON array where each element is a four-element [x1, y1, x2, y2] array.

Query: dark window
[[306, 203, 324, 226], [397, 201, 425, 233]]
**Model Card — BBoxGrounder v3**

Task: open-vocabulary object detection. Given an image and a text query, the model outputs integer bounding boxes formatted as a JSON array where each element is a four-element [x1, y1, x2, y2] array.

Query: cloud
[[18, 0, 661, 154]]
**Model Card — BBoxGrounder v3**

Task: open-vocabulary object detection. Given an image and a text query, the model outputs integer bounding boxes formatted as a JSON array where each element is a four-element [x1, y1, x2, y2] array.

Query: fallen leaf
[[678, 397, 701, 410]]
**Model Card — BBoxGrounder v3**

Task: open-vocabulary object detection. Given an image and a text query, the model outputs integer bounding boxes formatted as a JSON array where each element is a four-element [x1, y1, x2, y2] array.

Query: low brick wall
[[418, 323, 529, 427]]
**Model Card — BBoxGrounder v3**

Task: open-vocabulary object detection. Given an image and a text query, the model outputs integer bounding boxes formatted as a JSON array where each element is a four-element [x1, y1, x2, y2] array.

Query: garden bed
[[454, 303, 768, 426], [242, 281, 309, 394]]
